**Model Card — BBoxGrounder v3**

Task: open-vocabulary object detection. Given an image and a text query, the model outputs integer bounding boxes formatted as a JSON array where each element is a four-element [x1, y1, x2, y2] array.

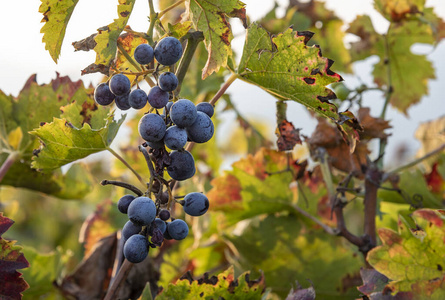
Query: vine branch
[[100, 180, 144, 196], [0, 152, 19, 183]]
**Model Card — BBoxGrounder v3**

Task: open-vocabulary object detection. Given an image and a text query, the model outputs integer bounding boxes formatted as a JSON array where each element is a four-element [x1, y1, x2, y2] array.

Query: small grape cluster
[[94, 36, 214, 264]]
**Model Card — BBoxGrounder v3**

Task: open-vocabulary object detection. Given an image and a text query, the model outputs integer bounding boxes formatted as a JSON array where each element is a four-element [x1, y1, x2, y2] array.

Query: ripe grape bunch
[[94, 36, 214, 264]]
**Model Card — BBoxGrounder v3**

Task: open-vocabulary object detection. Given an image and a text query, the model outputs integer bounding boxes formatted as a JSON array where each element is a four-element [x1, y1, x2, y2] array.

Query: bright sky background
[[0, 0, 444, 169]]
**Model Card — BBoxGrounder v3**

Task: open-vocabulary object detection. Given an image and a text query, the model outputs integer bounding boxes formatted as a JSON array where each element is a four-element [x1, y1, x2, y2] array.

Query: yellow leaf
[[7, 127, 23, 150]]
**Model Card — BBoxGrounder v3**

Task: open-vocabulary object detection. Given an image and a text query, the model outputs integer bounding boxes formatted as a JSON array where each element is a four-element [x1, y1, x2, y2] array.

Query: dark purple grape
[[147, 139, 164, 149], [164, 125, 187, 150], [167, 219, 189, 240], [129, 89, 148, 109], [160, 191, 169, 204], [138, 113, 166, 142], [122, 220, 142, 240], [148, 86, 169, 109], [115, 93, 131, 110], [134, 44, 154, 65], [123, 234, 148, 263], [159, 209, 170, 221], [109, 74, 131, 96], [196, 102, 214, 118], [127, 197, 157, 226], [163, 226, 173, 240], [158, 72, 178, 92], [154, 37, 183, 66], [150, 228, 164, 246], [186, 111, 214, 143], [167, 150, 195, 181], [183, 192, 209, 216], [170, 99, 197, 128], [94, 83, 115, 106], [117, 194, 136, 214]]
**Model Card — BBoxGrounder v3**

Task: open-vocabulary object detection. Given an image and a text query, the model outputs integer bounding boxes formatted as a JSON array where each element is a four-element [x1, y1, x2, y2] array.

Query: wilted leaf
[[30, 114, 125, 171], [276, 120, 302, 151], [358, 107, 391, 140], [39, 0, 79, 62], [415, 116, 445, 167], [357, 269, 389, 296], [92, 0, 136, 71], [286, 282, 316, 300], [367, 209, 445, 297], [157, 266, 265, 299], [374, 0, 425, 22], [0, 213, 30, 299], [186, 0, 247, 79]]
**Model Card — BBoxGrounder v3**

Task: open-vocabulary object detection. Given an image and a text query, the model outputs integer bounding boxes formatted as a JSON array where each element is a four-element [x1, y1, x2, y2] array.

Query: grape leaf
[[0, 213, 29, 299], [207, 148, 295, 225], [21, 246, 71, 298], [236, 24, 361, 148], [415, 116, 445, 167], [227, 215, 362, 299], [374, 0, 425, 22], [367, 209, 445, 297], [186, 0, 247, 79], [92, 0, 136, 70], [114, 32, 148, 83], [30, 114, 125, 171], [157, 266, 265, 299], [39, 0, 79, 63], [348, 6, 443, 113], [0, 74, 102, 199]]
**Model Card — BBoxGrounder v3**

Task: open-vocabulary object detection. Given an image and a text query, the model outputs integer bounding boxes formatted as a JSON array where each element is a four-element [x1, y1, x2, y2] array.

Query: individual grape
[[134, 44, 154, 65], [109, 74, 131, 96], [122, 220, 142, 240], [148, 86, 169, 109], [163, 226, 173, 240], [196, 102, 214, 118], [186, 111, 214, 143], [154, 37, 183, 66], [158, 72, 178, 92], [159, 209, 170, 221], [117, 194, 136, 214], [183, 192, 209, 216], [94, 83, 115, 106], [138, 113, 166, 142], [164, 125, 187, 150], [154, 218, 167, 234], [147, 139, 164, 149], [159, 191, 169, 205], [333, 83, 350, 100], [127, 197, 157, 226], [170, 99, 197, 128], [167, 219, 189, 240], [115, 93, 131, 110], [129, 89, 148, 109], [167, 150, 195, 181], [123, 234, 148, 263], [150, 228, 164, 246]]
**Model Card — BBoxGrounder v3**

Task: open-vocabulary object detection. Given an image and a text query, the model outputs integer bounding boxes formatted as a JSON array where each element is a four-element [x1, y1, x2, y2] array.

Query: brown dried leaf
[[358, 107, 391, 140], [276, 120, 302, 151]]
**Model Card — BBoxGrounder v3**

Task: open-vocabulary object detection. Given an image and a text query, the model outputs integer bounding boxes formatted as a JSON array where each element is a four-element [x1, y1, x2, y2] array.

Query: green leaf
[[368, 209, 445, 297], [157, 266, 265, 299], [348, 6, 442, 113], [93, 0, 136, 68], [30, 114, 125, 171], [21, 246, 71, 298], [187, 0, 246, 79], [0, 213, 30, 299], [236, 24, 358, 135], [374, 0, 425, 22], [227, 215, 363, 299], [39, 0, 79, 63]]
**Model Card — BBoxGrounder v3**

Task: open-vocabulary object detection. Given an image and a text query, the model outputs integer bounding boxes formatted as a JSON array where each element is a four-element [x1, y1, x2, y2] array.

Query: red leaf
[[0, 213, 30, 299], [425, 162, 445, 194]]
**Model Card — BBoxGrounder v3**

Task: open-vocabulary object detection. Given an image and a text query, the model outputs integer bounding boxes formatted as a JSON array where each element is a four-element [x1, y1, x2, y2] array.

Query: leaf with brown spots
[[39, 0, 79, 63], [358, 107, 391, 140], [276, 120, 302, 151], [0, 213, 30, 299], [157, 266, 265, 299], [186, 0, 246, 79], [237, 24, 361, 150], [367, 209, 445, 297]]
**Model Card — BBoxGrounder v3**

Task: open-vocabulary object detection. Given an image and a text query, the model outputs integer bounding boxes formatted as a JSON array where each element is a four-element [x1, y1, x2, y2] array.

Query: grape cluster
[[94, 36, 214, 264]]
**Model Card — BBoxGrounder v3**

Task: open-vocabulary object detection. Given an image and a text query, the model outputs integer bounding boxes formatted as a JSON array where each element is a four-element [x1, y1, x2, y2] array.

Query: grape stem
[[107, 147, 146, 187], [0, 152, 19, 183], [100, 180, 144, 196], [104, 259, 134, 300], [147, 0, 157, 45]]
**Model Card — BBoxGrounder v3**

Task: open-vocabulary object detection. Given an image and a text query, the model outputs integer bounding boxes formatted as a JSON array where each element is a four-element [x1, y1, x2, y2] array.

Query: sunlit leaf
[[0, 213, 30, 299], [367, 209, 445, 297], [157, 266, 265, 299], [39, 0, 79, 62], [186, 0, 247, 79]]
